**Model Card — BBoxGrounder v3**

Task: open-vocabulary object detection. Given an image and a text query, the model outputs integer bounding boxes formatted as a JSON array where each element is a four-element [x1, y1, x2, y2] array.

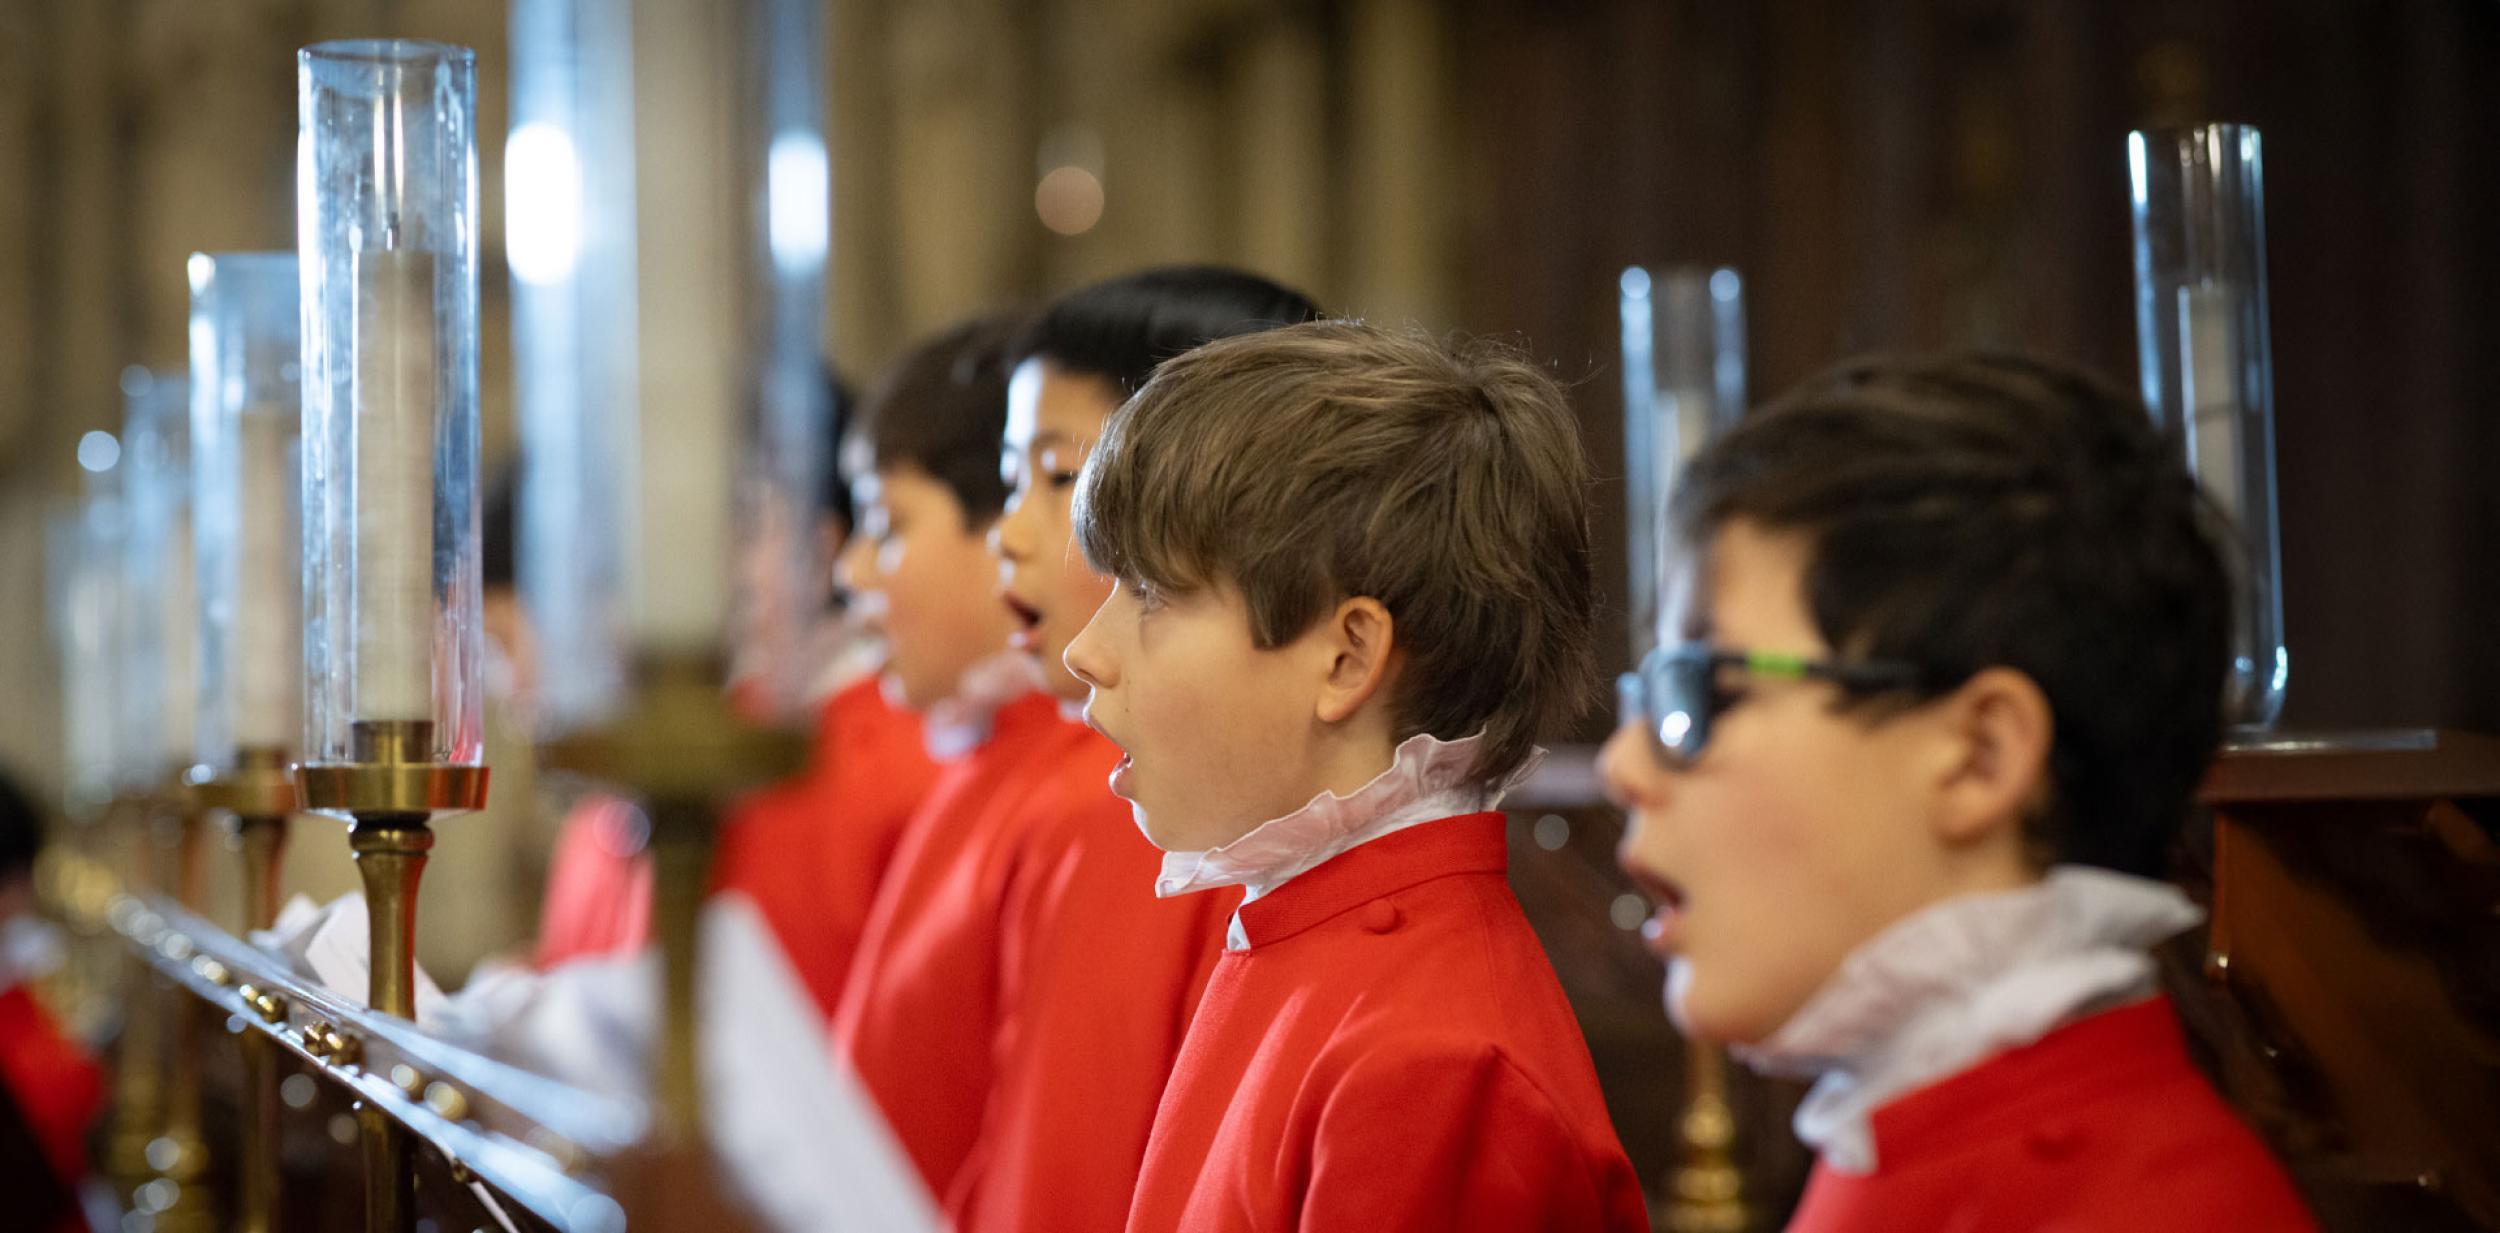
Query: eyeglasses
[[1617, 643, 1929, 768]]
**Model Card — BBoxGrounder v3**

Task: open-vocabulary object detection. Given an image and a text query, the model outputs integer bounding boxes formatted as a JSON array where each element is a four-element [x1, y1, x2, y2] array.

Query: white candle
[[236, 405, 301, 749], [1663, 382, 1716, 466], [626, 3, 738, 657], [164, 506, 199, 764], [351, 250, 439, 724], [2177, 283, 2244, 524]]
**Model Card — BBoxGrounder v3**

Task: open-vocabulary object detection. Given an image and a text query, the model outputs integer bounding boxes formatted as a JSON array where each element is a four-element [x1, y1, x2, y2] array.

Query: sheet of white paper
[[428, 895, 938, 1233], [249, 890, 449, 1022]]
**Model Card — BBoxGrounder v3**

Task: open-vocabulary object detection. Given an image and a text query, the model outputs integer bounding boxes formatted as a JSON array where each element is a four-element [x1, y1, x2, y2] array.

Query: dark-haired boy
[[0, 767, 102, 1233], [1065, 321, 1648, 1232], [1602, 353, 2317, 1230], [835, 268, 1322, 1232]]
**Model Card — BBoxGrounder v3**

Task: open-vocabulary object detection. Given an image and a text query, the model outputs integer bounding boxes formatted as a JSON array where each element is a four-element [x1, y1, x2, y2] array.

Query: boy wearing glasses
[[1601, 353, 2315, 1231], [1065, 322, 1647, 1232]]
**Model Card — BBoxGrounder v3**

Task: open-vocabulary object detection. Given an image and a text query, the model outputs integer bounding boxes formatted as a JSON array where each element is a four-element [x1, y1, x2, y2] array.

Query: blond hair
[[1074, 320, 1595, 792]]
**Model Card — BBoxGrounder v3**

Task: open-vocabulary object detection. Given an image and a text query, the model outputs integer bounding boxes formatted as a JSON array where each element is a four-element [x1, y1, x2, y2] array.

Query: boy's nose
[[833, 534, 875, 592], [1596, 721, 1669, 814], [991, 500, 1029, 564], [1063, 609, 1115, 689]]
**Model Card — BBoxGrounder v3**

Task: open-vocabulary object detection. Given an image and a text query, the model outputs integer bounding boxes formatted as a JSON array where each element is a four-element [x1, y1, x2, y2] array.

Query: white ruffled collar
[[1732, 866, 2202, 1175], [0, 917, 62, 997], [1153, 731, 1535, 949], [914, 651, 1047, 759]]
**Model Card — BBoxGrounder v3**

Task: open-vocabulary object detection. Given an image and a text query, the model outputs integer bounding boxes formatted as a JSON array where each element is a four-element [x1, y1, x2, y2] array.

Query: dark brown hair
[[1675, 351, 2232, 876], [847, 313, 1022, 525], [1074, 320, 1597, 793]]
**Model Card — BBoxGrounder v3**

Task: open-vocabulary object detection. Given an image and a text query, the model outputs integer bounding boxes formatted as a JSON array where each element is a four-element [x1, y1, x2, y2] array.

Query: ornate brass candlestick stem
[[197, 745, 298, 1233], [103, 793, 170, 1193], [297, 719, 487, 1233], [151, 777, 218, 1233], [1664, 1037, 1747, 1233], [541, 656, 802, 1141]]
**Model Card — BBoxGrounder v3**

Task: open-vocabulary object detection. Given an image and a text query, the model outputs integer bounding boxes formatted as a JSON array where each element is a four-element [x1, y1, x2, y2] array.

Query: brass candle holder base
[[197, 744, 298, 1233], [540, 656, 804, 1141], [102, 793, 169, 1193], [295, 720, 488, 1233], [1662, 1039, 1748, 1233], [152, 779, 218, 1230]]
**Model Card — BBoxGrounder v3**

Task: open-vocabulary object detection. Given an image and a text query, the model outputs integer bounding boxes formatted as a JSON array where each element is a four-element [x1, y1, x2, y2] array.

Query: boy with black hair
[[0, 765, 103, 1233], [836, 268, 1319, 1233], [1601, 352, 2316, 1230]]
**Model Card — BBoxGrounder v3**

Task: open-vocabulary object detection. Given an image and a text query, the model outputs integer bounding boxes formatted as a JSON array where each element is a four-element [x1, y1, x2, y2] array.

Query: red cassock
[[1786, 996, 2319, 1233], [0, 984, 105, 1233], [831, 693, 1234, 1233], [1123, 813, 1651, 1233], [534, 675, 938, 1022]]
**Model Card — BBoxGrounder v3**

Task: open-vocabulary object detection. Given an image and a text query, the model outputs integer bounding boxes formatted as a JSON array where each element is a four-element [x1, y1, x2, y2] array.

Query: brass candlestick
[[1663, 1038, 1747, 1233], [152, 775, 218, 1233], [103, 793, 170, 1194], [541, 656, 802, 1141], [197, 746, 298, 1233], [297, 719, 487, 1233]]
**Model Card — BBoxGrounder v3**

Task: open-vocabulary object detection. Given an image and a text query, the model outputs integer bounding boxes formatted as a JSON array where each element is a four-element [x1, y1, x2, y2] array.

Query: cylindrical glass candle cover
[[1620, 265, 1746, 658], [740, 0, 840, 715], [190, 252, 305, 773], [298, 40, 485, 770], [739, 0, 835, 720], [2128, 124, 2287, 730], [122, 366, 198, 780], [511, 1, 828, 733], [510, 0, 636, 732], [49, 486, 124, 816]]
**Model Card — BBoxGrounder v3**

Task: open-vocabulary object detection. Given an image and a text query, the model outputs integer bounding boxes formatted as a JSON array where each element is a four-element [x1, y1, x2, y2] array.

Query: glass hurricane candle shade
[[510, 0, 831, 735], [297, 40, 485, 773], [121, 366, 197, 781], [2128, 124, 2288, 730], [50, 489, 125, 814], [1620, 265, 1747, 659], [189, 252, 305, 773]]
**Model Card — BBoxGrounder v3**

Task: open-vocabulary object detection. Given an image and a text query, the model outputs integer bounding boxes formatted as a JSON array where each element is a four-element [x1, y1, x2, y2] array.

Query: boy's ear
[[1313, 597, 1398, 726], [1925, 666, 2055, 852]]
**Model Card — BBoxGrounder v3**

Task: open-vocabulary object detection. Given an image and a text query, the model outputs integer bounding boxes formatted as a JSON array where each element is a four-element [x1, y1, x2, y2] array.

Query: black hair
[[482, 456, 517, 593], [817, 363, 858, 533], [0, 762, 45, 884], [1674, 351, 2231, 877], [1013, 265, 1324, 395], [851, 314, 1023, 526]]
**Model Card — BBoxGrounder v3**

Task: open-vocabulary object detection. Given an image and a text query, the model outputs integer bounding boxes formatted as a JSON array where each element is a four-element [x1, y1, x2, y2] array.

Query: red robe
[[1786, 995, 2317, 1232], [831, 693, 1233, 1233], [534, 676, 938, 1022], [1123, 813, 1649, 1233], [0, 983, 104, 1233]]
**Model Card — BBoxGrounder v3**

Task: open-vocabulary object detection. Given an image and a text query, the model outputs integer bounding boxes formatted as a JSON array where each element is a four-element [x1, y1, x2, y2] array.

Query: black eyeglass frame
[[1616, 643, 1933, 767]]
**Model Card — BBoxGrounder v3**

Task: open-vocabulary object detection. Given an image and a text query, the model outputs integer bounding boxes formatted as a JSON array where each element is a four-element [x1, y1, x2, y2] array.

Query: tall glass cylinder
[[1620, 265, 1746, 657], [2128, 124, 2286, 729], [190, 252, 305, 772], [511, 0, 828, 734], [297, 40, 484, 774], [743, 0, 835, 719], [510, 0, 636, 731], [50, 483, 124, 816], [121, 366, 197, 782]]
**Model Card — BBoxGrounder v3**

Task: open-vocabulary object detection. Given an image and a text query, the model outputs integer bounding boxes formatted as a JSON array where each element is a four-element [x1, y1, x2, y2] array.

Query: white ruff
[[1151, 731, 1537, 950], [1731, 866, 2203, 1175]]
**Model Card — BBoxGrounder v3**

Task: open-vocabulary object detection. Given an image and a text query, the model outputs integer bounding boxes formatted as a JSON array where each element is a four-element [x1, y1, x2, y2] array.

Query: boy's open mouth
[[1627, 868, 1688, 958], [1002, 592, 1044, 650]]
